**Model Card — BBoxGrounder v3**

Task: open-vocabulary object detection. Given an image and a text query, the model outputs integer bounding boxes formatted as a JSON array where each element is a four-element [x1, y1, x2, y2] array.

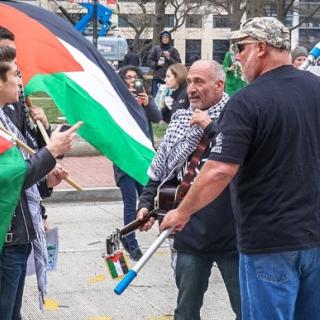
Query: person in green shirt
[[223, 49, 246, 96]]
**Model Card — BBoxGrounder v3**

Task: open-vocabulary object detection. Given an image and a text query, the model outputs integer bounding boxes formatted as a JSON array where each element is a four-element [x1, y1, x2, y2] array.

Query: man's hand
[[136, 207, 155, 231], [47, 164, 69, 188], [229, 64, 237, 72], [190, 109, 211, 129], [163, 51, 170, 59], [29, 106, 50, 130], [46, 121, 83, 158], [160, 208, 190, 233], [43, 219, 50, 232]]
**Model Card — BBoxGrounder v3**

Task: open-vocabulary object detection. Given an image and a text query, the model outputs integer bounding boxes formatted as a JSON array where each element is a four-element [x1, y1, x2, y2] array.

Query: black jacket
[[3, 102, 55, 246], [147, 45, 181, 80], [138, 121, 237, 254], [3, 102, 49, 150], [123, 52, 140, 66], [162, 84, 189, 123], [5, 148, 56, 246]]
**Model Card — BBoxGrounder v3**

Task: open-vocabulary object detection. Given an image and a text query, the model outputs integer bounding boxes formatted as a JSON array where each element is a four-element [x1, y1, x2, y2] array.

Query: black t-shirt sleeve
[[209, 95, 255, 165]]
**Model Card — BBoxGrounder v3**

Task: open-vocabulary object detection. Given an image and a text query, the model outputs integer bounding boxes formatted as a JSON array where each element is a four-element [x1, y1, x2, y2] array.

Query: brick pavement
[[55, 156, 116, 189]]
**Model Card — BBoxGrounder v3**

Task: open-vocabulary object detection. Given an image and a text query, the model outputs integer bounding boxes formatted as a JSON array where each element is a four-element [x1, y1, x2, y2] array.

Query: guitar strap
[[176, 134, 209, 202]]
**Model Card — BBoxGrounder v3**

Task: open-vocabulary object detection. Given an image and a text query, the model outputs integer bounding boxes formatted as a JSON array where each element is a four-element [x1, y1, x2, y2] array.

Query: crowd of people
[[1, 15, 320, 320]]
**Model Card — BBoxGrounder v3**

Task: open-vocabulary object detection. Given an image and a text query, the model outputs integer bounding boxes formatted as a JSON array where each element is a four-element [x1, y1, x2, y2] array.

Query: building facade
[[20, 0, 320, 64]]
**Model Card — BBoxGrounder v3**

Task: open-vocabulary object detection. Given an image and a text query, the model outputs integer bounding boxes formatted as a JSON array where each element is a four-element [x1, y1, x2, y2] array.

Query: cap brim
[[229, 30, 248, 41]]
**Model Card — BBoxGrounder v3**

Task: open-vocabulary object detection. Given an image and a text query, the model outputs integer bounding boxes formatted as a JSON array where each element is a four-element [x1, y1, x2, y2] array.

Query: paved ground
[[22, 201, 236, 320], [55, 156, 115, 189]]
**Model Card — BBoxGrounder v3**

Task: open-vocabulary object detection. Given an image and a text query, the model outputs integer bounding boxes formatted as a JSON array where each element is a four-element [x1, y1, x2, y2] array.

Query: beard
[[239, 50, 258, 84]]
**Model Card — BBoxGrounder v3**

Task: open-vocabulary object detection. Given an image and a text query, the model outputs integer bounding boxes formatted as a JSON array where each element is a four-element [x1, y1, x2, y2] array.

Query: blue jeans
[[175, 251, 241, 320], [151, 78, 165, 97], [118, 174, 143, 251], [240, 247, 320, 320], [0, 243, 32, 320]]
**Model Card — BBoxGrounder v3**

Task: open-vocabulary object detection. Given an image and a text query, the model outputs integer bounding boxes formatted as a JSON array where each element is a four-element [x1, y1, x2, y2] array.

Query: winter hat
[[291, 46, 308, 62], [160, 30, 171, 40]]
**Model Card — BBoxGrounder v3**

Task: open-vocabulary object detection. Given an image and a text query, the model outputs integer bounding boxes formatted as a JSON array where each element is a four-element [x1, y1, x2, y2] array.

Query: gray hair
[[210, 60, 226, 82]]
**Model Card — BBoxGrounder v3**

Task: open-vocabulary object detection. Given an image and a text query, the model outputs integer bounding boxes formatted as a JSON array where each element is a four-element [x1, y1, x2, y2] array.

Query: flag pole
[[114, 228, 173, 295], [0, 124, 83, 192]]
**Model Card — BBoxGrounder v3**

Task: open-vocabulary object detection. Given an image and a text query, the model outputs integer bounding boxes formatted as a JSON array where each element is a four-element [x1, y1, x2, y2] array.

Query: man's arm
[[168, 48, 182, 64], [160, 159, 239, 231], [147, 47, 158, 69]]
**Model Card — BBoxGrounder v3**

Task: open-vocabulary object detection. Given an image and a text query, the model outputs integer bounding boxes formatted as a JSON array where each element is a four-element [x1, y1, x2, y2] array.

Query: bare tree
[[117, 0, 208, 59], [246, 0, 268, 18], [207, 0, 246, 30], [116, 1, 152, 57], [152, 0, 167, 46]]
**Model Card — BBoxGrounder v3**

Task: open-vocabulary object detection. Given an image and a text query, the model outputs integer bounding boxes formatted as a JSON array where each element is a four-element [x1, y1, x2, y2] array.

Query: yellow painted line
[[88, 317, 112, 320], [89, 274, 106, 284], [154, 249, 170, 256], [44, 298, 59, 311], [146, 316, 174, 320]]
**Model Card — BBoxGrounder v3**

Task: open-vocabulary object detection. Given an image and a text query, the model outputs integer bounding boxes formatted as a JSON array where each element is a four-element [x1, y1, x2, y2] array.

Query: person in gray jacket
[[113, 65, 162, 260], [147, 31, 181, 97]]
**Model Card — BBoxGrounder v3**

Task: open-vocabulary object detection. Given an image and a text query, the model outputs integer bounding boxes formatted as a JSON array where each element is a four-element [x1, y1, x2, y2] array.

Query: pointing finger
[[65, 121, 83, 134]]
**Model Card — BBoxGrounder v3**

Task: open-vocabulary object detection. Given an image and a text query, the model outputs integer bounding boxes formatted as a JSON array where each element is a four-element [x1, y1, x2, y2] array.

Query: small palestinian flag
[[0, 1, 154, 185], [0, 130, 26, 251], [105, 251, 129, 279]]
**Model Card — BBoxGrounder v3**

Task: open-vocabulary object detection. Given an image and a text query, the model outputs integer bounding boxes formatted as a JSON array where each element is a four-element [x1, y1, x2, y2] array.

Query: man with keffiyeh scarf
[[0, 45, 79, 320], [137, 60, 240, 320]]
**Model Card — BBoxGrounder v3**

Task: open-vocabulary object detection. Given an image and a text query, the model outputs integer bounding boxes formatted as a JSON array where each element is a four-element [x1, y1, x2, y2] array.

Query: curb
[[44, 187, 122, 203]]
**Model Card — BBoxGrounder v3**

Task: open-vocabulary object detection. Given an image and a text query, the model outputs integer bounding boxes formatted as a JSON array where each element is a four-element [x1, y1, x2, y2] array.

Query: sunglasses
[[232, 40, 261, 54]]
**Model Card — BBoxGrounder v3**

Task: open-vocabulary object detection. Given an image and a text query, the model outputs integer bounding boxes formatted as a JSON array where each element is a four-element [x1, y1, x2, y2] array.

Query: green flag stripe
[[0, 146, 26, 250], [106, 258, 118, 279], [26, 73, 154, 185]]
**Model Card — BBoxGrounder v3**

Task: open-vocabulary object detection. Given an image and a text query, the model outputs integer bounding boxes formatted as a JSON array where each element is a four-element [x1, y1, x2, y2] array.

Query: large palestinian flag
[[0, 131, 26, 250], [0, 0, 154, 185]]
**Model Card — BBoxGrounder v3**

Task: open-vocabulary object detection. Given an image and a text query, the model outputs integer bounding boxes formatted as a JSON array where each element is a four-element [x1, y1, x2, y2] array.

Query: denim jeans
[[151, 78, 165, 97], [0, 243, 32, 320], [175, 251, 241, 320], [240, 247, 320, 320], [118, 174, 143, 251]]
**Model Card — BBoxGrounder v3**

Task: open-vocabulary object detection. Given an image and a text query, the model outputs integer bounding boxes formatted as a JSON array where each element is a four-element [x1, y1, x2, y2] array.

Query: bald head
[[187, 60, 225, 110]]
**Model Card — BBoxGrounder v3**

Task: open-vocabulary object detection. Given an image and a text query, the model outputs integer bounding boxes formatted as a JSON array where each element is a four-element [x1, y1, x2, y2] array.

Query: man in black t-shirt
[[161, 17, 320, 319]]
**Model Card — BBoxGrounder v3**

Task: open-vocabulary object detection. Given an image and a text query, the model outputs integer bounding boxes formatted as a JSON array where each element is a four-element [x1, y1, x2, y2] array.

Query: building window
[[186, 15, 202, 28], [165, 14, 174, 28], [299, 14, 320, 28], [185, 39, 201, 66], [212, 39, 229, 64], [118, 15, 130, 27], [299, 29, 320, 50], [213, 15, 231, 28]]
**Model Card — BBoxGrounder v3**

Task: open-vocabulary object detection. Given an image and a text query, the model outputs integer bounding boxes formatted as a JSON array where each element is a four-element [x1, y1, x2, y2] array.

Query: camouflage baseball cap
[[230, 17, 290, 50]]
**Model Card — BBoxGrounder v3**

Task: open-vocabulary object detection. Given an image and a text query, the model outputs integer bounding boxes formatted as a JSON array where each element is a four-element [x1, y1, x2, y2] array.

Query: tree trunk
[[246, 0, 266, 19], [152, 0, 166, 46], [230, 0, 243, 30]]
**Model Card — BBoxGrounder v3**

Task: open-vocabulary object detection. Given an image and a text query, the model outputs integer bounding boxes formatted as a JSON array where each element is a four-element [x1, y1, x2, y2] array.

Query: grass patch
[[29, 94, 63, 123], [29, 93, 168, 141]]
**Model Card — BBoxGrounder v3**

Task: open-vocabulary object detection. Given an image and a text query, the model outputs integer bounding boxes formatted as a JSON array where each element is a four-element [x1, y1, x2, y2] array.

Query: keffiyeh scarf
[[148, 93, 229, 182], [0, 109, 47, 308]]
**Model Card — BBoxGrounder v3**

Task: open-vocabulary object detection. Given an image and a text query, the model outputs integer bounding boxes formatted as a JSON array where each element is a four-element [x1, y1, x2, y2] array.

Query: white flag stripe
[[59, 38, 153, 151], [114, 260, 124, 276]]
